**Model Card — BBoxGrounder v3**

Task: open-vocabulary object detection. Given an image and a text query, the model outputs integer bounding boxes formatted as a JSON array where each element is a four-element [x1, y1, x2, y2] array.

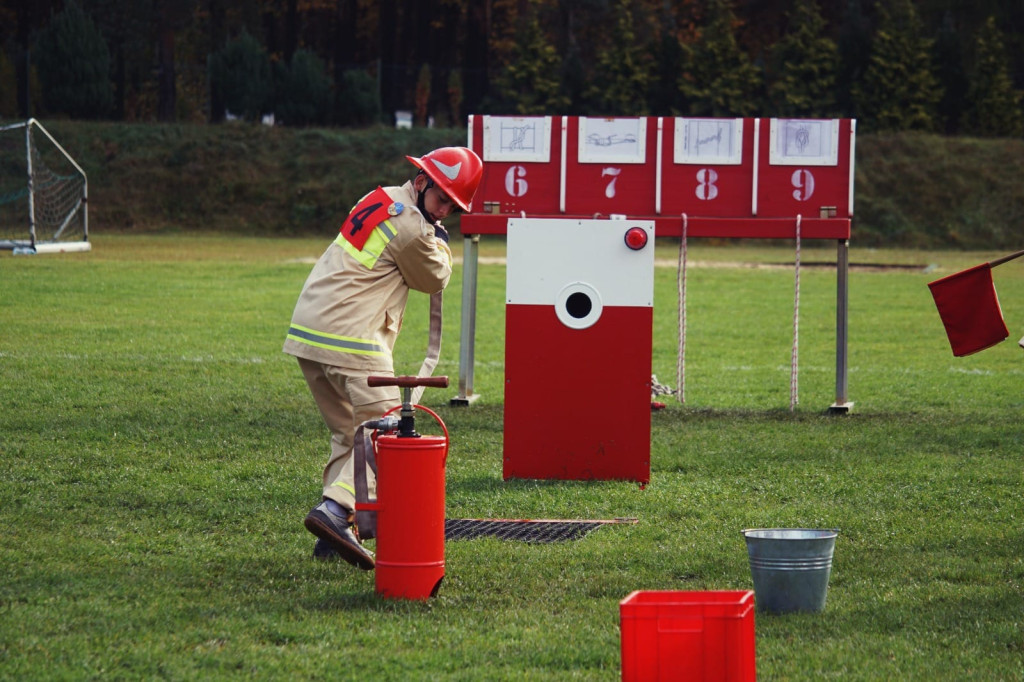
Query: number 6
[[504, 165, 528, 197]]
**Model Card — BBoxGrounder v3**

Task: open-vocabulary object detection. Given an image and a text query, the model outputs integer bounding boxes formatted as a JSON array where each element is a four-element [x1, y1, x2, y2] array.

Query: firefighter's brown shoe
[[304, 501, 375, 570]]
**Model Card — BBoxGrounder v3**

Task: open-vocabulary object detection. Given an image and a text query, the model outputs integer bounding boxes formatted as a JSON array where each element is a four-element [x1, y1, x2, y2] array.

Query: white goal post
[[0, 118, 90, 254]]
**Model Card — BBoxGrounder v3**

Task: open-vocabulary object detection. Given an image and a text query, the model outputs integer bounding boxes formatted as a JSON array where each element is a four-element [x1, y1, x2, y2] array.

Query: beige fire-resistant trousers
[[297, 358, 400, 511]]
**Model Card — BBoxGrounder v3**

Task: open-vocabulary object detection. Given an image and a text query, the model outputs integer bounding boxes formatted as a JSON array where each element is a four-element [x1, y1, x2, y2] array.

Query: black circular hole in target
[[565, 292, 592, 319]]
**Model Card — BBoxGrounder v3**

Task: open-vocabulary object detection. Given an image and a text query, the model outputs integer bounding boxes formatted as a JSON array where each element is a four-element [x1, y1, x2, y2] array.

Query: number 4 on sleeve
[[340, 186, 400, 250]]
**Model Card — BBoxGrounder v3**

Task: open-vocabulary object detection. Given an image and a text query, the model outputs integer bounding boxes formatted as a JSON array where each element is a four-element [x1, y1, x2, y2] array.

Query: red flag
[[928, 263, 1009, 356]]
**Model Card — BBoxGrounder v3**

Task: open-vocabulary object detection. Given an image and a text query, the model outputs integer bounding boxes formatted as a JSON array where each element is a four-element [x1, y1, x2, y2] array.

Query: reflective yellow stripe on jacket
[[285, 323, 386, 357], [335, 219, 397, 269]]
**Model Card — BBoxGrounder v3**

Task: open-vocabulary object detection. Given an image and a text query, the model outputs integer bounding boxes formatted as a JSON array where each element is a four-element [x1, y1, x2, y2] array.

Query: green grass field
[[2, 235, 1022, 680]]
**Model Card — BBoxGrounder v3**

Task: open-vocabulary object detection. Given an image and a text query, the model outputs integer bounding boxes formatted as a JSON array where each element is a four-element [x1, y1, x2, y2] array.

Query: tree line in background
[[1, 0, 1022, 137]]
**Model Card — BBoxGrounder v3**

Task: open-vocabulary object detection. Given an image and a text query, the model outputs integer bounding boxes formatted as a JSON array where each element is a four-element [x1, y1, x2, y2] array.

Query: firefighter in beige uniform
[[283, 147, 483, 569]]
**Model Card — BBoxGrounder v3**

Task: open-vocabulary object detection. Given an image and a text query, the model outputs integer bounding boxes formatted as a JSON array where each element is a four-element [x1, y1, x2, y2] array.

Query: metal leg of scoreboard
[[829, 238, 854, 414], [452, 234, 481, 406]]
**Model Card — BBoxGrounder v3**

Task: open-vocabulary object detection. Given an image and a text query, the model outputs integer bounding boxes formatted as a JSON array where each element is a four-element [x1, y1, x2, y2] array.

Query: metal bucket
[[742, 528, 838, 614]]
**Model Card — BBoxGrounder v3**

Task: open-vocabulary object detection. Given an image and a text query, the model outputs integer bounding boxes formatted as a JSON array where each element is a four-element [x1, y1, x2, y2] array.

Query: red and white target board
[[503, 218, 655, 483]]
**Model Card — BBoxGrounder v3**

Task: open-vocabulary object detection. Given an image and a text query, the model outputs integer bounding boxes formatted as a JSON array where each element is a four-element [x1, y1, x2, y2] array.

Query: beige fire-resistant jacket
[[283, 181, 453, 371]]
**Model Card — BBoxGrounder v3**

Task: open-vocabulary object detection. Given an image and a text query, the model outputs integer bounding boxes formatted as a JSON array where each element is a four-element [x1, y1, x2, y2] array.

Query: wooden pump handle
[[367, 375, 449, 389]]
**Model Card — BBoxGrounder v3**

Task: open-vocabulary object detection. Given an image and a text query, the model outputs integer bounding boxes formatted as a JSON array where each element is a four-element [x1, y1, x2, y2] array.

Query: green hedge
[[36, 120, 1024, 249]]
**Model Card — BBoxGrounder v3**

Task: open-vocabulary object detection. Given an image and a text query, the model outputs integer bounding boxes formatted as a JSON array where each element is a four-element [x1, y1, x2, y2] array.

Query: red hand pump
[[358, 375, 449, 600]]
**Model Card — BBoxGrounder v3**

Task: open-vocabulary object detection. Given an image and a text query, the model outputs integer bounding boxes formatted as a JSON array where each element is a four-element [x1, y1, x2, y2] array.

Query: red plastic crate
[[620, 590, 756, 682]]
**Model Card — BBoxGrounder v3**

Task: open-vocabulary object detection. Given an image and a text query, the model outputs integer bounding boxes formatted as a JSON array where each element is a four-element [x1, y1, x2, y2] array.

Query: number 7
[[602, 167, 622, 198]]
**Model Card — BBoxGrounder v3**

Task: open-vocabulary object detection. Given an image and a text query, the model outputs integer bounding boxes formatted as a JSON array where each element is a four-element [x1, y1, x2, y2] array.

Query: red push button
[[624, 226, 648, 250]]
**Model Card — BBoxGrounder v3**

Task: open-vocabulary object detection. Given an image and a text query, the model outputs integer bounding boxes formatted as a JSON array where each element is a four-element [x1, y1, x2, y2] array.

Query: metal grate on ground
[[445, 518, 637, 544]]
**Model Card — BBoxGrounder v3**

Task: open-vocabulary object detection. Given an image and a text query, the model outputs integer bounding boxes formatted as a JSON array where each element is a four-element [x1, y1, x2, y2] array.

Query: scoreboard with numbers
[[462, 115, 855, 240]]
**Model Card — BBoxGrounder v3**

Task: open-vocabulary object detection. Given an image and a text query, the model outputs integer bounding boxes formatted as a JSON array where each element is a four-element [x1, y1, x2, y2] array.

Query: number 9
[[791, 169, 815, 201]]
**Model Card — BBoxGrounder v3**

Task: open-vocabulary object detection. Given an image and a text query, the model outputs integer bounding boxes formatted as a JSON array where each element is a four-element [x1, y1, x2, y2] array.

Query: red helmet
[[406, 146, 483, 212]]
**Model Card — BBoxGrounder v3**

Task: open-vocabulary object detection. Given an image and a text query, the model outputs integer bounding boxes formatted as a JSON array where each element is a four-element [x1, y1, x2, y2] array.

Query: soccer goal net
[[0, 118, 89, 254]]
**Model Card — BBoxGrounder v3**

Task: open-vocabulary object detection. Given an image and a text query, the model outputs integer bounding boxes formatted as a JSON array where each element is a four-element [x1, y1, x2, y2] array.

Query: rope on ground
[[651, 374, 676, 400]]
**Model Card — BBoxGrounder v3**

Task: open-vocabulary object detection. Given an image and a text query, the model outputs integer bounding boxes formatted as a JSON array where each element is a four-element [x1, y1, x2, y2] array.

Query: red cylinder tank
[[371, 432, 448, 599]]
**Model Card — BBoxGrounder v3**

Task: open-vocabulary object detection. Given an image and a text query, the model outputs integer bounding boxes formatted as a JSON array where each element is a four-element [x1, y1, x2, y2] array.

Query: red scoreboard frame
[[463, 115, 855, 240]]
